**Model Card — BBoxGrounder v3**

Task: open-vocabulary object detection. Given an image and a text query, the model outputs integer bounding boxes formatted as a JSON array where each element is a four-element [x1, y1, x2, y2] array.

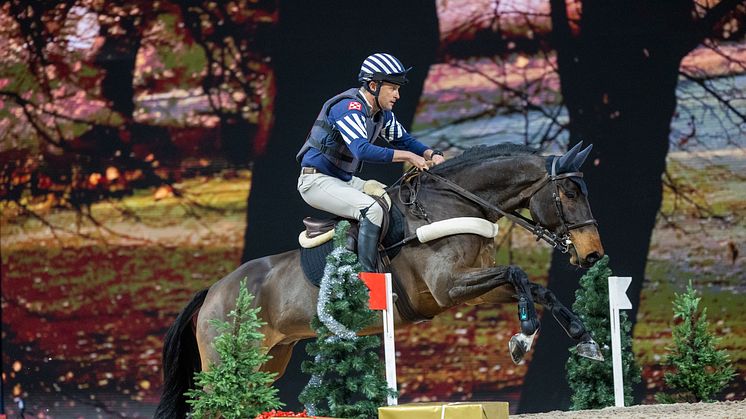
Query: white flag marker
[[382, 273, 397, 406], [608, 276, 632, 407]]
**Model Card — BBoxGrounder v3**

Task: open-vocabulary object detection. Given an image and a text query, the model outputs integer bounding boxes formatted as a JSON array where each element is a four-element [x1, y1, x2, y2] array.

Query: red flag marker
[[359, 272, 398, 405], [359, 272, 387, 310]]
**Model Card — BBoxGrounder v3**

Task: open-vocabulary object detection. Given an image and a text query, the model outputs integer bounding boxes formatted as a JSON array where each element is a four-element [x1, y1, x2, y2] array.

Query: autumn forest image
[[1, 0, 745, 417]]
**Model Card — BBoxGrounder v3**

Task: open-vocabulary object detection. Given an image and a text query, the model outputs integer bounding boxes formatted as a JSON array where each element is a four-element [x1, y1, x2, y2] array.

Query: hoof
[[509, 332, 536, 365], [576, 339, 604, 361]]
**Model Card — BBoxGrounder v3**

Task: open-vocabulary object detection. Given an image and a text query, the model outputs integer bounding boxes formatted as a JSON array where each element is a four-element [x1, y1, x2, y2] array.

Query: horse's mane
[[431, 143, 540, 175]]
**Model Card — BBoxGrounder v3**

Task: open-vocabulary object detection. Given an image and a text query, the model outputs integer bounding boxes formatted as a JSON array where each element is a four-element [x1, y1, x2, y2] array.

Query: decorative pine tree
[[566, 255, 640, 409], [299, 221, 394, 419], [185, 279, 282, 419], [656, 281, 735, 403]]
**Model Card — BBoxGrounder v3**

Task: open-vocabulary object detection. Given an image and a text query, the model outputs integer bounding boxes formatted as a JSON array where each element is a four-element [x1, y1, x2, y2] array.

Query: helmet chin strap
[[365, 80, 384, 113], [374, 96, 383, 112]]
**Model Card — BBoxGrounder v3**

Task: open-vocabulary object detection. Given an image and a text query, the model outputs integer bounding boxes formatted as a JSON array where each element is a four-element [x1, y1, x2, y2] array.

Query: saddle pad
[[299, 240, 334, 287], [300, 203, 406, 287]]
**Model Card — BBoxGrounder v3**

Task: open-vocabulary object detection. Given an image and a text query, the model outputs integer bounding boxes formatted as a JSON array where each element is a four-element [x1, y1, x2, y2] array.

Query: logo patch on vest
[[348, 101, 362, 111]]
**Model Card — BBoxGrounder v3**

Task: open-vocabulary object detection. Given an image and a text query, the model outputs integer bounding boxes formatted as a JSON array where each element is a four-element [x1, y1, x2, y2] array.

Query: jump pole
[[608, 276, 632, 407], [360, 272, 398, 406]]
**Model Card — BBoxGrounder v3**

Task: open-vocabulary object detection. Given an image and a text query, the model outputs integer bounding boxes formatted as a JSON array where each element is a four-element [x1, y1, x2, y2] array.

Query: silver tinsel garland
[[316, 247, 359, 340], [304, 245, 362, 415]]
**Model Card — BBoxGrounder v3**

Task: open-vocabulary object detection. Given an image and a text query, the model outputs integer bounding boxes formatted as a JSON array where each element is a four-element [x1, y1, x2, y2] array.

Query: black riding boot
[[357, 217, 381, 273]]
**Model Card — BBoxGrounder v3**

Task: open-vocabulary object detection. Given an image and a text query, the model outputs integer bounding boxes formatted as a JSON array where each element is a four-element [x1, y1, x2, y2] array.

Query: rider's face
[[375, 82, 401, 111]]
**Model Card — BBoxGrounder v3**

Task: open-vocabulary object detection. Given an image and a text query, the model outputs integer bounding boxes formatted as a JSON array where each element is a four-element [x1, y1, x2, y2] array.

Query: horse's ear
[[573, 144, 593, 169], [557, 141, 583, 172]]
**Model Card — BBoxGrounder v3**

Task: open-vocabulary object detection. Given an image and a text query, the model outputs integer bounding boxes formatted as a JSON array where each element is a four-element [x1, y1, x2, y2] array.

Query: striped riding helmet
[[358, 53, 411, 86]]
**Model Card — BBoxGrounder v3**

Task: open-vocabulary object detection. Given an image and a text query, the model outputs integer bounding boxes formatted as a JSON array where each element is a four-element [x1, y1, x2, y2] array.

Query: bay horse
[[155, 143, 604, 418]]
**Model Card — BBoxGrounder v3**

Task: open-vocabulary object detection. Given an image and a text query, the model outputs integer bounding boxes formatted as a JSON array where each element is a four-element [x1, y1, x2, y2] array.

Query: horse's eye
[[565, 190, 577, 199]]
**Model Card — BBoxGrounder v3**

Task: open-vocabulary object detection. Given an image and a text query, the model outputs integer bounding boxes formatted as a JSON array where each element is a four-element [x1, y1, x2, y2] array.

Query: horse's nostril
[[586, 252, 601, 265]]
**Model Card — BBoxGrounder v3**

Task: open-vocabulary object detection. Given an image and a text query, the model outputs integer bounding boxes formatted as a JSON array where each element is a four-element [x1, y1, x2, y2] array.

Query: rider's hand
[[392, 150, 434, 170], [431, 154, 446, 165], [409, 153, 431, 170]]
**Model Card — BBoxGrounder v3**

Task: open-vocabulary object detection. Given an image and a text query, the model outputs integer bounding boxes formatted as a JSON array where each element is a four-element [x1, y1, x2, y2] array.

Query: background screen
[[2, 0, 744, 416]]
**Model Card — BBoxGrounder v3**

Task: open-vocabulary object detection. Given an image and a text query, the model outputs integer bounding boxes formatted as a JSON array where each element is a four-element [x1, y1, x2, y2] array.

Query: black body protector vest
[[296, 88, 386, 174]]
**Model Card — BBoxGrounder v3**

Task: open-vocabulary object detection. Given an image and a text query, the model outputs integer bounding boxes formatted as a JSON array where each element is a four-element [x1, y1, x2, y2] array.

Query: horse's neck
[[388, 159, 545, 319], [436, 158, 545, 213]]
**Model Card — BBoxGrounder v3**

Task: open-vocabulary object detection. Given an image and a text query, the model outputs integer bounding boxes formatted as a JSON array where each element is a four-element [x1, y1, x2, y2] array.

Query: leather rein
[[394, 156, 597, 254]]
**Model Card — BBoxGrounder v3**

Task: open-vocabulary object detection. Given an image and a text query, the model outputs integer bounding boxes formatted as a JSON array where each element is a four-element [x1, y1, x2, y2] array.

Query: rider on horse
[[296, 53, 445, 272]]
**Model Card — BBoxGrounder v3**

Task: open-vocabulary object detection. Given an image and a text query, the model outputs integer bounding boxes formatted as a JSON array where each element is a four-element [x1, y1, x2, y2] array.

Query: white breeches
[[297, 172, 384, 227]]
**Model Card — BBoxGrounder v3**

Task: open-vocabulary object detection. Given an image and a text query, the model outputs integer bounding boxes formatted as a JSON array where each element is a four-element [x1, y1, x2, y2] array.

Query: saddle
[[298, 181, 406, 287], [298, 179, 393, 251]]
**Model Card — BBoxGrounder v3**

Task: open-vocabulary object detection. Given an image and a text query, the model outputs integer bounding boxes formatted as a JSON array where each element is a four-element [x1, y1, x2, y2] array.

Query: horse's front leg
[[448, 265, 512, 303], [449, 265, 540, 336], [450, 265, 601, 364], [528, 282, 604, 362], [476, 268, 604, 365]]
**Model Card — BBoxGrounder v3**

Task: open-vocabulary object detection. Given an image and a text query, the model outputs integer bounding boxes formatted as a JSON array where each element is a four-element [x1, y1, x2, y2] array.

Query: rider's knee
[[360, 205, 384, 227]]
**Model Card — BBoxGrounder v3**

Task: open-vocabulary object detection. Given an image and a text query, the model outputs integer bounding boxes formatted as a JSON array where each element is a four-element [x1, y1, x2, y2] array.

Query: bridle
[[394, 156, 597, 253], [546, 156, 598, 242]]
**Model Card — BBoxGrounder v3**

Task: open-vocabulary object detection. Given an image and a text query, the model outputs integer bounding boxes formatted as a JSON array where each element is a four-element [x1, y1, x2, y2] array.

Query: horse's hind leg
[[528, 282, 604, 362], [262, 342, 297, 381], [196, 320, 221, 372]]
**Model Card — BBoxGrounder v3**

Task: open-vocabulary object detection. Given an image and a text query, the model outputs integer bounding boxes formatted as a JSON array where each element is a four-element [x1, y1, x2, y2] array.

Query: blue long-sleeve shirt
[[301, 95, 430, 181]]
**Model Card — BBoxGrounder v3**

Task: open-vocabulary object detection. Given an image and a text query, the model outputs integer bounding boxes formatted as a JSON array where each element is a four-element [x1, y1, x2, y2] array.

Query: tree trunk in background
[[95, 15, 141, 121], [519, 0, 723, 412], [242, 0, 439, 409], [177, 0, 277, 165]]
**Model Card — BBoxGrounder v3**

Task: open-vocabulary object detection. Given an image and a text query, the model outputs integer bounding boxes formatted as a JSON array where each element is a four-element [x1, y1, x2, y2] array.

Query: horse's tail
[[154, 288, 208, 419]]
